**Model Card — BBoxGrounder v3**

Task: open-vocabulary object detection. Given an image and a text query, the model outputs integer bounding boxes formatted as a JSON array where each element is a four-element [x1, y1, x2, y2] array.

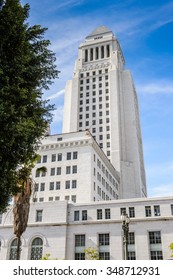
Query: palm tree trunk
[[16, 236, 21, 260]]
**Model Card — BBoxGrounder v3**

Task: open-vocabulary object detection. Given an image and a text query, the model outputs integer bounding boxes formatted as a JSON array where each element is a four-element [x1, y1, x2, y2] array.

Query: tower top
[[86, 26, 113, 39]]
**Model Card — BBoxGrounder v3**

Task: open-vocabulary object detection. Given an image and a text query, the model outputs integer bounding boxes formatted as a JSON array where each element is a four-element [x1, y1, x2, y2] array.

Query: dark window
[[51, 154, 56, 162], [74, 211, 79, 221], [49, 182, 54, 190], [149, 231, 161, 244], [36, 210, 43, 222], [42, 155, 47, 163], [105, 209, 111, 219], [129, 207, 135, 218], [82, 210, 87, 221], [75, 235, 85, 246], [57, 167, 61, 175], [56, 181, 61, 190], [99, 233, 109, 245], [65, 180, 70, 189], [67, 152, 71, 160], [97, 209, 102, 220], [145, 206, 151, 217]]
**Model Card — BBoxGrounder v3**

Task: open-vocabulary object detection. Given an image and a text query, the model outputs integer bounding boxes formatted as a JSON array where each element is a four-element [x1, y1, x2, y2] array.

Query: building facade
[[31, 131, 119, 204], [63, 26, 146, 199], [0, 197, 173, 260]]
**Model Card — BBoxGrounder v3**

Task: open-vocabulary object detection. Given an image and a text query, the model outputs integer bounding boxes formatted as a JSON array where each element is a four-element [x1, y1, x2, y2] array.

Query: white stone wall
[[0, 197, 173, 260]]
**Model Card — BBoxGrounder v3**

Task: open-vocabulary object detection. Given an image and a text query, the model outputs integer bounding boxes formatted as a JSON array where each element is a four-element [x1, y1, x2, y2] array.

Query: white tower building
[[63, 26, 147, 199]]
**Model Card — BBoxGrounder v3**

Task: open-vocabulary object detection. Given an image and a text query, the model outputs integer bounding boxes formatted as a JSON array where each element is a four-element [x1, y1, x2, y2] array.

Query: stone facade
[[63, 26, 146, 199], [0, 197, 173, 260]]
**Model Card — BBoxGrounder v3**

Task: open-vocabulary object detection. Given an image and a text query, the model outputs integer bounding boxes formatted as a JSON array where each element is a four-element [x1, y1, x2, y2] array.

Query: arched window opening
[[9, 238, 18, 260], [30, 237, 43, 260]]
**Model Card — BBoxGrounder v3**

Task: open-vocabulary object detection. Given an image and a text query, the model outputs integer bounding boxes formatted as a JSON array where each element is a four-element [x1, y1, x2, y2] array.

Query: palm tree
[[13, 157, 46, 260]]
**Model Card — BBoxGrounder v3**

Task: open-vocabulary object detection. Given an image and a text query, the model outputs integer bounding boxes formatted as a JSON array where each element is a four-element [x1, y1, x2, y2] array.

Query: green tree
[[84, 247, 100, 260], [169, 243, 173, 258], [0, 0, 59, 212]]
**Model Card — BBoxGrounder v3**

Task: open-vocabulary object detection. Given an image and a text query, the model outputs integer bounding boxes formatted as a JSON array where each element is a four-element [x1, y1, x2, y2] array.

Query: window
[[67, 152, 71, 160], [72, 165, 77, 174], [30, 238, 43, 260], [37, 157, 41, 164], [51, 154, 56, 162], [49, 197, 53, 201], [82, 210, 87, 221], [73, 151, 78, 159], [72, 180, 77, 188], [9, 239, 18, 260], [128, 232, 135, 245], [35, 171, 40, 177], [39, 197, 44, 202], [57, 153, 62, 161], [120, 208, 126, 215], [128, 251, 136, 260], [56, 181, 61, 190], [42, 155, 47, 163], [154, 205, 161, 216], [75, 235, 85, 247], [0, 213, 2, 224], [66, 166, 71, 174], [99, 252, 110, 260], [71, 195, 76, 203], [55, 196, 60, 201], [99, 234, 109, 246], [40, 183, 45, 191], [35, 184, 39, 192], [129, 207, 135, 218], [65, 180, 70, 189], [50, 168, 55, 176], [75, 253, 85, 260], [149, 231, 161, 244], [145, 206, 151, 217], [171, 204, 173, 215], [105, 209, 111, 219], [97, 209, 102, 220], [41, 170, 46, 177], [65, 196, 70, 201], [49, 182, 54, 190], [36, 210, 43, 222], [150, 251, 163, 260], [74, 211, 79, 221], [57, 167, 61, 175]]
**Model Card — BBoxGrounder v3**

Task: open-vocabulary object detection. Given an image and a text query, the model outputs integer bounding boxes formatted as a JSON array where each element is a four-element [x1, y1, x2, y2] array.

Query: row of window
[[80, 75, 109, 85], [35, 180, 77, 192], [37, 152, 78, 164], [80, 69, 108, 78], [74, 208, 111, 221], [33, 195, 76, 203], [35, 165, 78, 177], [121, 204, 173, 218], [1, 231, 163, 260]]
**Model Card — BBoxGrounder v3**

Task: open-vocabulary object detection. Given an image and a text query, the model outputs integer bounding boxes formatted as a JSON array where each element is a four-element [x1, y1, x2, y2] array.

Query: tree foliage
[[0, 0, 59, 212], [169, 243, 173, 258]]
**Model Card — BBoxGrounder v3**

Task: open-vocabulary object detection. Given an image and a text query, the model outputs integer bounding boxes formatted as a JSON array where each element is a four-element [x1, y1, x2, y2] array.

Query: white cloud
[[48, 89, 65, 100], [137, 80, 173, 95], [52, 106, 64, 124]]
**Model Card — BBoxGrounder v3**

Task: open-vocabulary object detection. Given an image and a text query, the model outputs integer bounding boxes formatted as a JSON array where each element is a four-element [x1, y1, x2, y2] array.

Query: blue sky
[[21, 0, 173, 198]]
